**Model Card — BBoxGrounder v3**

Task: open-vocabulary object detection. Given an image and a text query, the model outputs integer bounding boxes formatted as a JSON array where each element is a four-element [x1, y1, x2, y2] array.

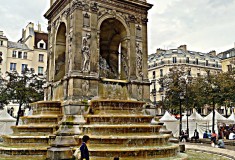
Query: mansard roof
[[7, 41, 30, 50], [148, 48, 220, 63], [34, 32, 48, 50]]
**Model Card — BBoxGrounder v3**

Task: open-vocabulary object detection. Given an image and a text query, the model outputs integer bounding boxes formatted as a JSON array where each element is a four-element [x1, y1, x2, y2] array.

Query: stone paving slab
[[185, 144, 235, 159]]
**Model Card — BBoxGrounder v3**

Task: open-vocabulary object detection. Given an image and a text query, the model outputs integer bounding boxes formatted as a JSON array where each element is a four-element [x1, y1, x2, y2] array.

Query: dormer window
[[37, 40, 46, 49], [39, 43, 44, 49]]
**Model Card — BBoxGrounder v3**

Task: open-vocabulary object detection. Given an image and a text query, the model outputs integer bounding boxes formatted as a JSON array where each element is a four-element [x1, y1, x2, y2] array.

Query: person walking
[[80, 135, 90, 160]]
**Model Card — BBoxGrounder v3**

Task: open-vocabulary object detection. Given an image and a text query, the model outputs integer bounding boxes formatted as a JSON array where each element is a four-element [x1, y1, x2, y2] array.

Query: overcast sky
[[1, 0, 235, 54]]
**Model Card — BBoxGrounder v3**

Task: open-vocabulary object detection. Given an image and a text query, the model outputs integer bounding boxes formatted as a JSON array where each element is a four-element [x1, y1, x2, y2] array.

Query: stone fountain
[[0, 0, 187, 159]]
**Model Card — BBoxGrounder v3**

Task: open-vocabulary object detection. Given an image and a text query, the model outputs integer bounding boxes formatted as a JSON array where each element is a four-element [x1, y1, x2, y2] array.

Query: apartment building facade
[[148, 45, 222, 114], [0, 22, 47, 77], [0, 22, 48, 117], [217, 45, 235, 72]]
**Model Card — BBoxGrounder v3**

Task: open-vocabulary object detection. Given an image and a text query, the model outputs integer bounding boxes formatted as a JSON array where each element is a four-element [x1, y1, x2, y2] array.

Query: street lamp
[[186, 76, 192, 136], [211, 84, 218, 132], [151, 80, 157, 105], [179, 92, 184, 137]]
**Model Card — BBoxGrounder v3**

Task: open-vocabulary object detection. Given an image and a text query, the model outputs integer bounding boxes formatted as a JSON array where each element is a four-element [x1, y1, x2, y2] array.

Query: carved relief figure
[[82, 33, 91, 72], [82, 80, 89, 96], [137, 85, 143, 100], [55, 52, 65, 75], [136, 42, 143, 77], [121, 54, 129, 78]]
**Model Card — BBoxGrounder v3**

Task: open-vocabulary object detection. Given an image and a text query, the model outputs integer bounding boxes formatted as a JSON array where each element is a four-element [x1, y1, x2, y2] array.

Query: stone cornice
[[44, 0, 153, 19], [44, 0, 69, 19]]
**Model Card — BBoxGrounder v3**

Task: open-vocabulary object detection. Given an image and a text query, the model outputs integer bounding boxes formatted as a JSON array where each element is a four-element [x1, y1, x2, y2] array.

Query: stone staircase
[[70, 100, 187, 160], [0, 101, 62, 156]]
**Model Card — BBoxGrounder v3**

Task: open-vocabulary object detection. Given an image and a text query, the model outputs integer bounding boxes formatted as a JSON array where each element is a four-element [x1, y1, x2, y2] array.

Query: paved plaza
[[185, 143, 235, 159]]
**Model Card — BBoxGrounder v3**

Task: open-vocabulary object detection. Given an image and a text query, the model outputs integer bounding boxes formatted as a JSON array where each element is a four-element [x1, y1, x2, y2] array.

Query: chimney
[[0, 31, 3, 36], [38, 23, 42, 32], [178, 45, 187, 52], [156, 48, 165, 55], [208, 50, 216, 56]]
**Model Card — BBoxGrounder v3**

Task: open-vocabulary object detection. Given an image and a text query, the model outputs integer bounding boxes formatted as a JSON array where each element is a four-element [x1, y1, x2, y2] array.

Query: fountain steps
[[94, 110, 144, 115], [86, 144, 178, 158], [90, 153, 188, 160], [0, 101, 62, 156], [82, 134, 171, 146], [2, 135, 49, 146], [21, 115, 62, 125], [85, 115, 153, 124], [12, 124, 58, 134], [0, 146, 48, 155], [82, 124, 161, 135], [31, 101, 62, 115]]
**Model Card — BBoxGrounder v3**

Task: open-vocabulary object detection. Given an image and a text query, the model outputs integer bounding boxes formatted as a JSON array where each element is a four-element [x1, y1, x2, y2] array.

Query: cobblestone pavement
[[185, 143, 235, 159]]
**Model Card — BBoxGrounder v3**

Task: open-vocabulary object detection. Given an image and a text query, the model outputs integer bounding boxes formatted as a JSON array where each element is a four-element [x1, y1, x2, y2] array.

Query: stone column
[[90, 12, 99, 75], [129, 22, 137, 80], [141, 21, 148, 81], [72, 9, 83, 72]]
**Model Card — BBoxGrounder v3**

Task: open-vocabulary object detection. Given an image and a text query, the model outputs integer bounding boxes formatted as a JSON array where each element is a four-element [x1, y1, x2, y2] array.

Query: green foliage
[[158, 66, 193, 113], [158, 66, 235, 114], [4, 69, 46, 125], [0, 76, 9, 109]]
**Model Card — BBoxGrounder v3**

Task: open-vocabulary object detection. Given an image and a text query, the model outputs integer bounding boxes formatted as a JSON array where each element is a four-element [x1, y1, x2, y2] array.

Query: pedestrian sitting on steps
[[191, 129, 199, 142]]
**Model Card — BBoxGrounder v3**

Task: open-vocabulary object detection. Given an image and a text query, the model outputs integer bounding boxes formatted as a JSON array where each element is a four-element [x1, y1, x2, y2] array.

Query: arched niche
[[99, 18, 129, 80], [54, 22, 66, 82]]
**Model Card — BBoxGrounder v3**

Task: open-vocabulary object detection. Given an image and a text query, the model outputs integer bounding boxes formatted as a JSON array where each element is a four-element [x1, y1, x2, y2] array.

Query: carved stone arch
[[98, 15, 131, 80], [54, 22, 67, 82], [97, 14, 130, 37]]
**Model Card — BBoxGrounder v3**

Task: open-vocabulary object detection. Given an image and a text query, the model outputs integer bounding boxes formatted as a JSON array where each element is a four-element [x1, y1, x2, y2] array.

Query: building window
[[0, 41, 3, 46], [10, 63, 16, 71], [215, 61, 218, 68], [0, 52, 2, 64], [227, 65, 232, 72], [23, 52, 27, 59], [196, 58, 198, 65], [206, 60, 209, 66], [38, 67, 44, 75], [39, 43, 44, 49], [197, 73, 200, 77], [188, 69, 191, 76], [18, 51, 22, 58], [173, 57, 177, 63], [153, 71, 155, 79], [12, 51, 16, 58], [39, 54, 44, 62], [186, 57, 189, 63], [160, 69, 163, 77], [22, 64, 28, 73]]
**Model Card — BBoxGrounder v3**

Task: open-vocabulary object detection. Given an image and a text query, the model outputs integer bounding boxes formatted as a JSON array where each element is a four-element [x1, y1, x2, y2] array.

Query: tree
[[158, 66, 195, 113], [214, 71, 235, 117], [5, 69, 46, 125], [0, 75, 9, 109]]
